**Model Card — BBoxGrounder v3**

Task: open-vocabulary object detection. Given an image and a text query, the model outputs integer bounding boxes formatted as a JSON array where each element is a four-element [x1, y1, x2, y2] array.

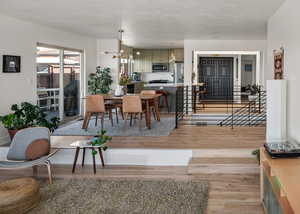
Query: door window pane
[[36, 47, 60, 120], [63, 50, 81, 118]]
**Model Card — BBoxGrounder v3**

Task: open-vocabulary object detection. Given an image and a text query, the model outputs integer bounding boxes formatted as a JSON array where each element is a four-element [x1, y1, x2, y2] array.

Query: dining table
[[83, 94, 162, 129]]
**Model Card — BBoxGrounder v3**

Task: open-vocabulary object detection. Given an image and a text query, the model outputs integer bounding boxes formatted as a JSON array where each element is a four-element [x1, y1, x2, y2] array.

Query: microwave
[[152, 63, 169, 72]]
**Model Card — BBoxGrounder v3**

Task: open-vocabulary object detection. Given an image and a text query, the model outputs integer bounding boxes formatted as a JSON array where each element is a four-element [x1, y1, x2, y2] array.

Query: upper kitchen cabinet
[[170, 48, 184, 62], [152, 50, 169, 63], [134, 49, 152, 73]]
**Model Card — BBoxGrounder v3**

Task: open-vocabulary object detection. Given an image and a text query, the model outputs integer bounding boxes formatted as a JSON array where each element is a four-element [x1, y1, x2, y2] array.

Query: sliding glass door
[[36, 45, 82, 121], [63, 50, 81, 118]]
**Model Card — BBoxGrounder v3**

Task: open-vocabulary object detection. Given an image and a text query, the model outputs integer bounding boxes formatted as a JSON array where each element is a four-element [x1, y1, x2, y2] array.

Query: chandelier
[[103, 29, 124, 59]]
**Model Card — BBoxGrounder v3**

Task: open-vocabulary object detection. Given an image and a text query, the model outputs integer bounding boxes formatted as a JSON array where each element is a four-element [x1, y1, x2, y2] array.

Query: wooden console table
[[260, 147, 300, 214]]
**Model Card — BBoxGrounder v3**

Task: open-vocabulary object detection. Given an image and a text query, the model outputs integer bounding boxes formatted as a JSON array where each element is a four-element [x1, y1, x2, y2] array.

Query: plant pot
[[248, 95, 257, 102], [8, 130, 19, 140]]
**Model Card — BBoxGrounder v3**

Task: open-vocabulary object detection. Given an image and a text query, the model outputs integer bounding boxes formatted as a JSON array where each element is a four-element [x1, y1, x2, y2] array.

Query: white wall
[[0, 13, 97, 144], [184, 40, 267, 85], [267, 0, 300, 142], [97, 39, 120, 90]]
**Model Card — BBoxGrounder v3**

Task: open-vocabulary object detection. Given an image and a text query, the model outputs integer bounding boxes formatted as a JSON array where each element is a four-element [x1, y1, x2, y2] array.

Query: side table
[[70, 140, 105, 174]]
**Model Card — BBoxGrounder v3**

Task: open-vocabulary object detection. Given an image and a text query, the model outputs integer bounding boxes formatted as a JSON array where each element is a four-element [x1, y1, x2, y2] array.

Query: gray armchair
[[0, 127, 57, 184]]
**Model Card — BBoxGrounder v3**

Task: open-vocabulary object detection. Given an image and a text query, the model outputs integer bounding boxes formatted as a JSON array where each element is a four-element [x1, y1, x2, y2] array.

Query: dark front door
[[199, 57, 233, 100]]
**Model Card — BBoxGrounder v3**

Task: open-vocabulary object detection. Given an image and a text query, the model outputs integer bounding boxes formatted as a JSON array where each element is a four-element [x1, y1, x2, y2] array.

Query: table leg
[[154, 98, 161, 122], [146, 100, 151, 129], [82, 148, 86, 167], [92, 148, 96, 174], [72, 147, 80, 173], [98, 148, 105, 167]]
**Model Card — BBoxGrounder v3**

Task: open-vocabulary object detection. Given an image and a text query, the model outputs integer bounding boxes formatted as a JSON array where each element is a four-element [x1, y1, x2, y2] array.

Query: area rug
[[53, 116, 176, 137], [29, 178, 209, 214]]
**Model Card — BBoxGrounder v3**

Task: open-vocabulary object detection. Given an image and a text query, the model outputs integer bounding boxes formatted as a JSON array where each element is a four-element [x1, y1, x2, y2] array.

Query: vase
[[114, 85, 124, 97], [123, 86, 128, 95]]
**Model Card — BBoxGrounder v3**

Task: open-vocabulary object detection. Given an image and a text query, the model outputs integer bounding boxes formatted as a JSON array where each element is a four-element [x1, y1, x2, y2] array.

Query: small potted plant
[[245, 84, 260, 101], [90, 129, 111, 155], [0, 102, 59, 139], [252, 149, 260, 164], [118, 73, 131, 95]]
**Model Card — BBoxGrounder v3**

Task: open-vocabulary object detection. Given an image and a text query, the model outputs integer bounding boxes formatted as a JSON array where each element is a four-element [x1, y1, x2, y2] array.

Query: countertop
[[144, 83, 184, 87], [261, 147, 300, 213]]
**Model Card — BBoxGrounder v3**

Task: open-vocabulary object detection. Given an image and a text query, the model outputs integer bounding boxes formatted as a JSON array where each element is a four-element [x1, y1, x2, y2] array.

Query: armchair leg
[[45, 160, 53, 184]]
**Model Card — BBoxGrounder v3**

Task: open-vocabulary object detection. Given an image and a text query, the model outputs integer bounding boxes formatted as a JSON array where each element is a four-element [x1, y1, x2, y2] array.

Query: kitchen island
[[144, 83, 183, 113]]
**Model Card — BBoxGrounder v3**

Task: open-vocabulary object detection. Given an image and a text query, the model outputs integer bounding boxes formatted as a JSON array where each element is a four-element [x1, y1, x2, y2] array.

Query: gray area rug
[[29, 178, 209, 214], [53, 116, 175, 136]]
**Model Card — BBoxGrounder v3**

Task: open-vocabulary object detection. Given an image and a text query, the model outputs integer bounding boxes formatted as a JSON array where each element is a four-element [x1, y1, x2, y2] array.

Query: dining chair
[[107, 100, 124, 124], [122, 95, 146, 129], [140, 90, 158, 120], [82, 95, 114, 130]]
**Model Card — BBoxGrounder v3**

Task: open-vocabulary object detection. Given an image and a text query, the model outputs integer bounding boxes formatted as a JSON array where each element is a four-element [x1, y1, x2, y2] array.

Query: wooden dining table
[[84, 94, 162, 129]]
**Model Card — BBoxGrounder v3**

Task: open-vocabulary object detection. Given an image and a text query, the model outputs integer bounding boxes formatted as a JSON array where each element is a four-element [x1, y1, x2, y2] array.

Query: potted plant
[[90, 129, 111, 155], [252, 149, 260, 164], [0, 102, 59, 139], [88, 66, 113, 94], [245, 84, 260, 101]]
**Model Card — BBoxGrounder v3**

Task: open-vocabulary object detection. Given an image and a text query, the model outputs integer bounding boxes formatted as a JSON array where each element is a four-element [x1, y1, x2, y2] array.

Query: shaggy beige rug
[[29, 178, 209, 214]]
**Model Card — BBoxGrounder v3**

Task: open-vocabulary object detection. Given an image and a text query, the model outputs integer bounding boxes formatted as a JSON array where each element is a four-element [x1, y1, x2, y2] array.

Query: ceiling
[[0, 0, 285, 48]]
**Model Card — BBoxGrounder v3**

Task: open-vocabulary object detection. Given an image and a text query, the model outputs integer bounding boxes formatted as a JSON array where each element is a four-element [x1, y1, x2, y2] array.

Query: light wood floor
[[1, 124, 265, 213], [0, 165, 263, 214], [52, 126, 266, 149]]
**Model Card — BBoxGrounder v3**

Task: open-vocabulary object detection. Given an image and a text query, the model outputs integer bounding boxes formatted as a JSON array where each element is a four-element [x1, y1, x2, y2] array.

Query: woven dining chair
[[82, 95, 114, 130], [140, 90, 158, 120], [122, 95, 146, 129]]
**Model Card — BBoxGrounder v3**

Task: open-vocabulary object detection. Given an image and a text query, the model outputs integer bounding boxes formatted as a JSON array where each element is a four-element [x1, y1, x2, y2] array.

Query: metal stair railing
[[219, 88, 266, 128]]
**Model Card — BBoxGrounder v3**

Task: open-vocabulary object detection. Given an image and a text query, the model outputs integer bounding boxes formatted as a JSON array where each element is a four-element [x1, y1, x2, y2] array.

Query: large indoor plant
[[0, 102, 59, 139], [88, 66, 113, 94]]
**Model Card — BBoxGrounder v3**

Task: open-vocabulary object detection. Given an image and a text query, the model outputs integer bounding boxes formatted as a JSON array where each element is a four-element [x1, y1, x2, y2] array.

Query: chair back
[[123, 96, 142, 113], [141, 90, 156, 95], [86, 95, 105, 113], [7, 127, 50, 161]]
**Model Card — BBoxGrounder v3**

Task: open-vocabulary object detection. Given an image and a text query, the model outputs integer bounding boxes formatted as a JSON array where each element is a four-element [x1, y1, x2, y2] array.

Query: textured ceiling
[[0, 0, 285, 47]]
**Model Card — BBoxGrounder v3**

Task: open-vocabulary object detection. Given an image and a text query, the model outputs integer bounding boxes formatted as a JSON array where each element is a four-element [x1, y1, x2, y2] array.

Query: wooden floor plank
[[51, 126, 265, 149]]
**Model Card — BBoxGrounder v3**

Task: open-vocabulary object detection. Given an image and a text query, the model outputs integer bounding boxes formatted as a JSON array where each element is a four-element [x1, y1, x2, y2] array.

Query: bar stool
[[155, 90, 169, 113]]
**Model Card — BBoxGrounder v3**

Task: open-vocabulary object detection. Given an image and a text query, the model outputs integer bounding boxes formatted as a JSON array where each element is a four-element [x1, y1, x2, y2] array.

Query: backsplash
[[141, 72, 174, 83]]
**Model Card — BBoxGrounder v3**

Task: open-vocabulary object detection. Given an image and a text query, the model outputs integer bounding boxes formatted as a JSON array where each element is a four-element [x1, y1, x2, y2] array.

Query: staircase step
[[188, 157, 259, 174], [189, 157, 257, 165], [192, 149, 254, 158]]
